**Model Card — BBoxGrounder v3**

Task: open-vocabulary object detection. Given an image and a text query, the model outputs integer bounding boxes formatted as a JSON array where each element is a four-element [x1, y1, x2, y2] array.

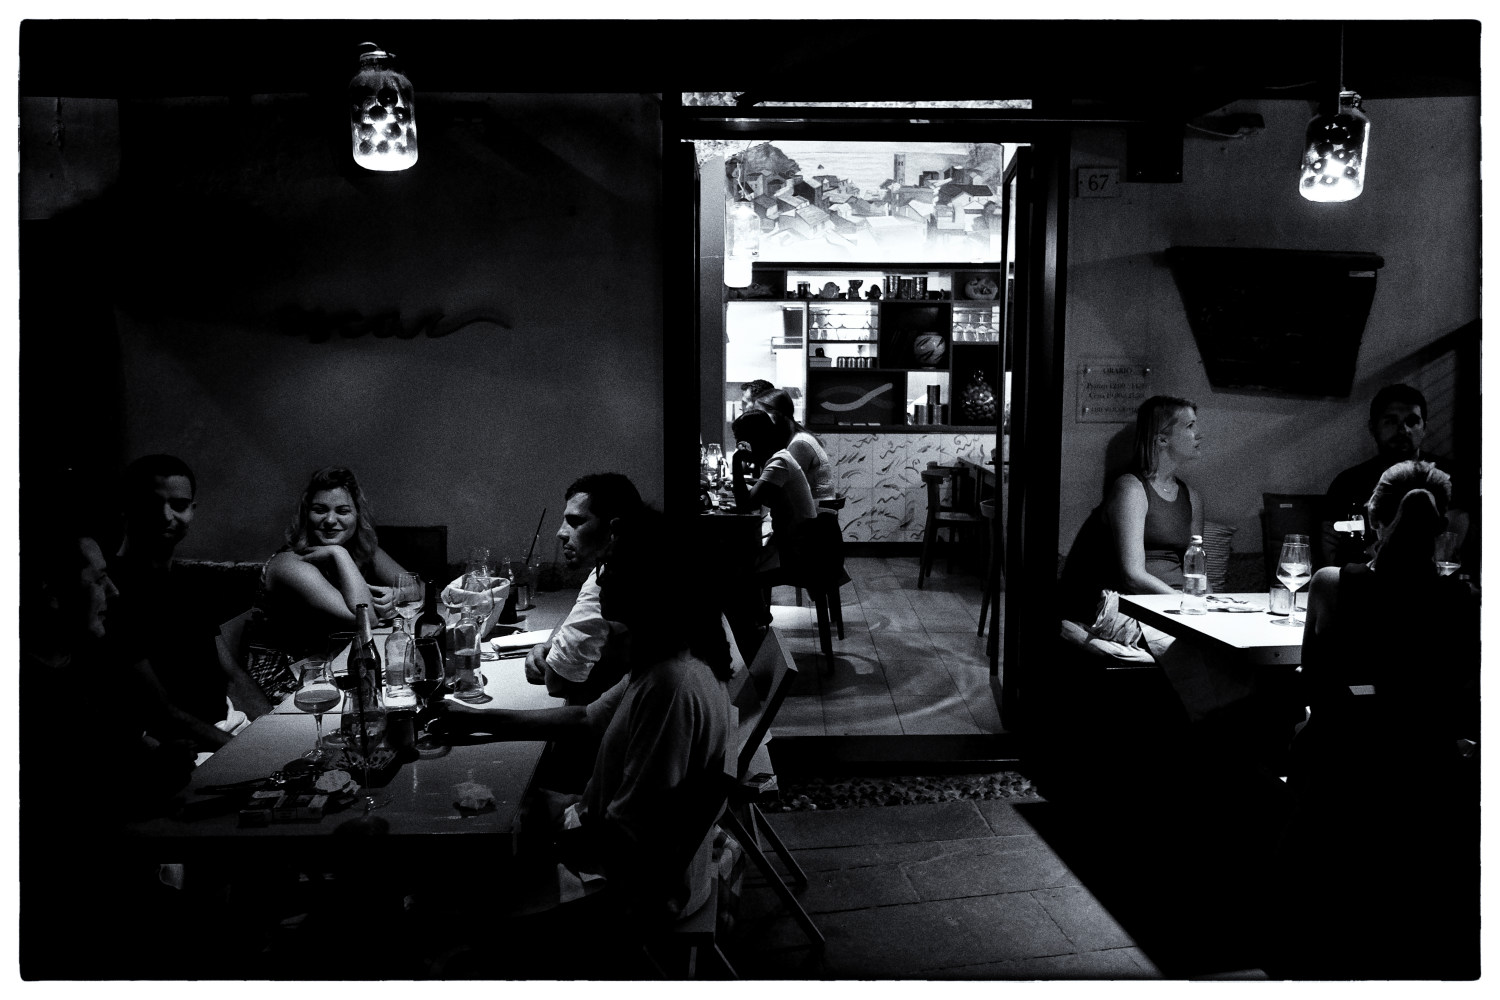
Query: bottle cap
[[1191, 534, 1203, 544]]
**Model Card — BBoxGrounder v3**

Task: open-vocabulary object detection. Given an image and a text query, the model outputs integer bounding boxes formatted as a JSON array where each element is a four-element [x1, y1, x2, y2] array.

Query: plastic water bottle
[[1181, 535, 1208, 615]]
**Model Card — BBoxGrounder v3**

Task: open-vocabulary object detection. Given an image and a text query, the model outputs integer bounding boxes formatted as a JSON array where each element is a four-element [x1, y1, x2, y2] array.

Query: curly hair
[[284, 466, 381, 573]]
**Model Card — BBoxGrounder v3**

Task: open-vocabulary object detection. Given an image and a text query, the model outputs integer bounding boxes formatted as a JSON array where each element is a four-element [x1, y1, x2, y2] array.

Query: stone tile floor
[[722, 791, 1278, 981]]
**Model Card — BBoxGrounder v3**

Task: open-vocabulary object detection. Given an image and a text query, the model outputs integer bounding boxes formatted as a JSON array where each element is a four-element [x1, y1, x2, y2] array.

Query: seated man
[[108, 455, 268, 754], [522, 472, 642, 707], [441, 506, 732, 975], [1321, 384, 1474, 569], [21, 515, 198, 978]]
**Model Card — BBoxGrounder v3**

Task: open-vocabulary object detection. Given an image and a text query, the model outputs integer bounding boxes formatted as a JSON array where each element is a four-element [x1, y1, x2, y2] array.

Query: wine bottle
[[415, 578, 445, 640], [346, 603, 387, 754], [497, 559, 520, 625]]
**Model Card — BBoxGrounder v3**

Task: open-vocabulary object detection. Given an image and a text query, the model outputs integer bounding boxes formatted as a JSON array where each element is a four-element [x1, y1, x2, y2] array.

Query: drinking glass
[[394, 572, 423, 625], [293, 658, 340, 768], [466, 546, 492, 578], [1434, 531, 1462, 576], [1272, 534, 1313, 627]]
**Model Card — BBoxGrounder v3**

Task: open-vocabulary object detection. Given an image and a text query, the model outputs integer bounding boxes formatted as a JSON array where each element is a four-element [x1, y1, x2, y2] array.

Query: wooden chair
[[977, 498, 1003, 676], [793, 494, 849, 640], [374, 524, 449, 583], [721, 627, 825, 949], [769, 511, 847, 673], [918, 463, 983, 588]]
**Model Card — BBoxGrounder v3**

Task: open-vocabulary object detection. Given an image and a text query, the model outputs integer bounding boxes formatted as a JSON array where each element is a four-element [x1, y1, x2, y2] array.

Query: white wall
[[1059, 97, 1480, 556]]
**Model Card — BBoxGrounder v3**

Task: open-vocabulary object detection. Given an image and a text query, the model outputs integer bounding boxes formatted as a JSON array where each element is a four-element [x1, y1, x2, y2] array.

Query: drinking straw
[[524, 508, 547, 568]]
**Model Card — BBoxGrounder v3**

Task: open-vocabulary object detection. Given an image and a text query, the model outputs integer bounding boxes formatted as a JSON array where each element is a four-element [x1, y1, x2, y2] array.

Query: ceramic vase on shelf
[[960, 370, 997, 424]]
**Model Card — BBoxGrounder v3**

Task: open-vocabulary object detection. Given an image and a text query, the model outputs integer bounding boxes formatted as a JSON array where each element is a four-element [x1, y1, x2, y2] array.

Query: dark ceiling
[[20, 18, 1481, 120]]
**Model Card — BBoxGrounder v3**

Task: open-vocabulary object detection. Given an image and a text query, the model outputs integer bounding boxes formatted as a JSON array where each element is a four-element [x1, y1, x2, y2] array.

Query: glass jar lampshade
[[724, 197, 760, 288], [349, 43, 417, 172], [1298, 90, 1368, 203]]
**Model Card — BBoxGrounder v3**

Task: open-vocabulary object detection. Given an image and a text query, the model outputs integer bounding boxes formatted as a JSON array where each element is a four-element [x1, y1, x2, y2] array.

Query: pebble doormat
[[764, 771, 1043, 812]]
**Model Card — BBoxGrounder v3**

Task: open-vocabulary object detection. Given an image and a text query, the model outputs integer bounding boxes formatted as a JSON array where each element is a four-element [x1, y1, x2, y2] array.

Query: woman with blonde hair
[[245, 466, 409, 698]]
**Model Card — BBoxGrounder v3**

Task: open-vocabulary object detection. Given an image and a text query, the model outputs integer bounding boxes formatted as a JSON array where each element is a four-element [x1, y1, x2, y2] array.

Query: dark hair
[[1132, 395, 1197, 477], [285, 466, 380, 570], [752, 386, 812, 434], [1367, 460, 1451, 575], [564, 472, 643, 526], [731, 408, 793, 462], [1369, 384, 1427, 427], [123, 454, 197, 499], [598, 506, 731, 679], [740, 379, 775, 399]]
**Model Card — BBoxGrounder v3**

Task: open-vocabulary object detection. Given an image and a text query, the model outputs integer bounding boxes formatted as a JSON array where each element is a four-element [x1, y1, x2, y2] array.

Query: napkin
[[489, 628, 553, 653], [441, 575, 509, 637], [453, 781, 495, 811]]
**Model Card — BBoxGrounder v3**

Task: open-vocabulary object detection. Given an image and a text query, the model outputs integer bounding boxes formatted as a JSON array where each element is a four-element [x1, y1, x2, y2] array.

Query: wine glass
[[394, 572, 423, 625], [465, 572, 497, 659], [1434, 531, 1462, 576], [1272, 534, 1313, 627], [293, 658, 340, 768]]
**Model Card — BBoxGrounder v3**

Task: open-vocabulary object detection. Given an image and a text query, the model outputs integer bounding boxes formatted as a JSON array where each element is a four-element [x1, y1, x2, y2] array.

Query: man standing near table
[[108, 454, 269, 754], [1320, 384, 1473, 569], [522, 472, 643, 706]]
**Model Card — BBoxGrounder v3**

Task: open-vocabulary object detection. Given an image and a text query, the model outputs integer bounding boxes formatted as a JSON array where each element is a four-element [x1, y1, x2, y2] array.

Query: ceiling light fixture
[[1298, 25, 1368, 203], [349, 42, 417, 172]]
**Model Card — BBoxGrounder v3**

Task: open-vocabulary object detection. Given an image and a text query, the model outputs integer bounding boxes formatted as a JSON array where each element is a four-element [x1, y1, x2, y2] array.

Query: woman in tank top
[[1104, 395, 1205, 595]]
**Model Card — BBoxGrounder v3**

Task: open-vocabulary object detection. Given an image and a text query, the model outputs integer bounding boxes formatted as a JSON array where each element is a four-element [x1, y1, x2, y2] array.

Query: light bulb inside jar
[[349, 44, 418, 172]]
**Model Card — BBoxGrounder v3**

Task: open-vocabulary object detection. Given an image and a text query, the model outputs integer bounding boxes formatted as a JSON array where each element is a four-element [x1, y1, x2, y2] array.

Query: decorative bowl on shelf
[[964, 276, 999, 300], [912, 332, 947, 367]]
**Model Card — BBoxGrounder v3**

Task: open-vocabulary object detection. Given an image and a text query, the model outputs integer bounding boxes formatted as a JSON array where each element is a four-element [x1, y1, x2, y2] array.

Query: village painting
[[726, 141, 1010, 265]]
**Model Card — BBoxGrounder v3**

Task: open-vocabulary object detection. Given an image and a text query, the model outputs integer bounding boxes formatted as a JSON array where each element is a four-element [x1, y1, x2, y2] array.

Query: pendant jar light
[[724, 197, 760, 288], [349, 42, 417, 172], [1298, 26, 1368, 203]]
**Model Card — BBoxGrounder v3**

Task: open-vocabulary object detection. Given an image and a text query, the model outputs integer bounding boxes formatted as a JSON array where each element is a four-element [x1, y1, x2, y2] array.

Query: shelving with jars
[[732, 264, 1005, 430]]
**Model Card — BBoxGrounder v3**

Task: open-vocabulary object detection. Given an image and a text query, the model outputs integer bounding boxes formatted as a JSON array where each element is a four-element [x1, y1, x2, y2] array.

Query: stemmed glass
[[1434, 531, 1462, 576], [1272, 534, 1313, 627], [293, 658, 340, 768], [464, 571, 497, 660], [394, 572, 423, 626]]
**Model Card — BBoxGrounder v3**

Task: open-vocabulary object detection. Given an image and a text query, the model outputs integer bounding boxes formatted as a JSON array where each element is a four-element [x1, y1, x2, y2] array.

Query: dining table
[[1117, 592, 1304, 667], [1119, 592, 1307, 751], [127, 618, 569, 862]]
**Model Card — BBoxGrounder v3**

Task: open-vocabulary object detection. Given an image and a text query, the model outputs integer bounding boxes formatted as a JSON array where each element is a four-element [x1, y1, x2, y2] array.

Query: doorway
[[664, 102, 1067, 744]]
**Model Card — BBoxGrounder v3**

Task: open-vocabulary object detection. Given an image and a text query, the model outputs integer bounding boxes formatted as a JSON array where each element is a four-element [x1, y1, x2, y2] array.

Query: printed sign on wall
[[1077, 359, 1151, 423]]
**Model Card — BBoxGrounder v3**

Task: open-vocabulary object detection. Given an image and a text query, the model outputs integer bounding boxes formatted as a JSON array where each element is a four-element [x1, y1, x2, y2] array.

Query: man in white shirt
[[523, 472, 643, 706]]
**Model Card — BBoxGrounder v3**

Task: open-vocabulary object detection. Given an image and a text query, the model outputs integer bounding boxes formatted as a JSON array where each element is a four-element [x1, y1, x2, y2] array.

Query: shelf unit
[[772, 264, 1006, 430]]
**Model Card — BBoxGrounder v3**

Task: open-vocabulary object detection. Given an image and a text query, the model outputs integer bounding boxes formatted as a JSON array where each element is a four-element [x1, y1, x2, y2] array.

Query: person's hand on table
[[523, 642, 550, 684], [366, 585, 397, 621]]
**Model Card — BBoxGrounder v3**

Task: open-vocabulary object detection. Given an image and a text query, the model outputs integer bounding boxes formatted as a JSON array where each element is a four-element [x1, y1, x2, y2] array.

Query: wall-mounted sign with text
[[1077, 359, 1151, 423]]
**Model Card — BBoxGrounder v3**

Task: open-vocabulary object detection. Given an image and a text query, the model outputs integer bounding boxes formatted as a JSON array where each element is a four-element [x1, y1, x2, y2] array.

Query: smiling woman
[[241, 466, 411, 700]]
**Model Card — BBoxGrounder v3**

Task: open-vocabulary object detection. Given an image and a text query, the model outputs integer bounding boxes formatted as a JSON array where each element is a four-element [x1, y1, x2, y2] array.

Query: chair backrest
[[1262, 493, 1323, 579], [375, 524, 449, 582], [732, 626, 798, 782]]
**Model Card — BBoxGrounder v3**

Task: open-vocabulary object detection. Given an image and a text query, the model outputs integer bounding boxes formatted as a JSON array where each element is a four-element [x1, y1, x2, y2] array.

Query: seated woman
[[245, 466, 408, 699], [1059, 395, 1205, 624], [437, 507, 733, 976], [750, 387, 836, 503], [730, 407, 818, 576], [1271, 461, 1479, 978]]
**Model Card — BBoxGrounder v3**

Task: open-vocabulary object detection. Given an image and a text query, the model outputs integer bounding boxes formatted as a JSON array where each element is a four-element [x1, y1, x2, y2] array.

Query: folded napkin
[[441, 575, 509, 636]]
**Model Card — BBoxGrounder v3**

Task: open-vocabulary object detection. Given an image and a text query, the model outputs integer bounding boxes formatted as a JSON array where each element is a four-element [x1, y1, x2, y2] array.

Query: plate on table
[[1207, 597, 1265, 613]]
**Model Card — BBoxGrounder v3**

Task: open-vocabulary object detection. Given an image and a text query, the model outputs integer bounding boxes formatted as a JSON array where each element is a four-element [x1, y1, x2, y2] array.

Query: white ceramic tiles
[[818, 431, 995, 543]]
